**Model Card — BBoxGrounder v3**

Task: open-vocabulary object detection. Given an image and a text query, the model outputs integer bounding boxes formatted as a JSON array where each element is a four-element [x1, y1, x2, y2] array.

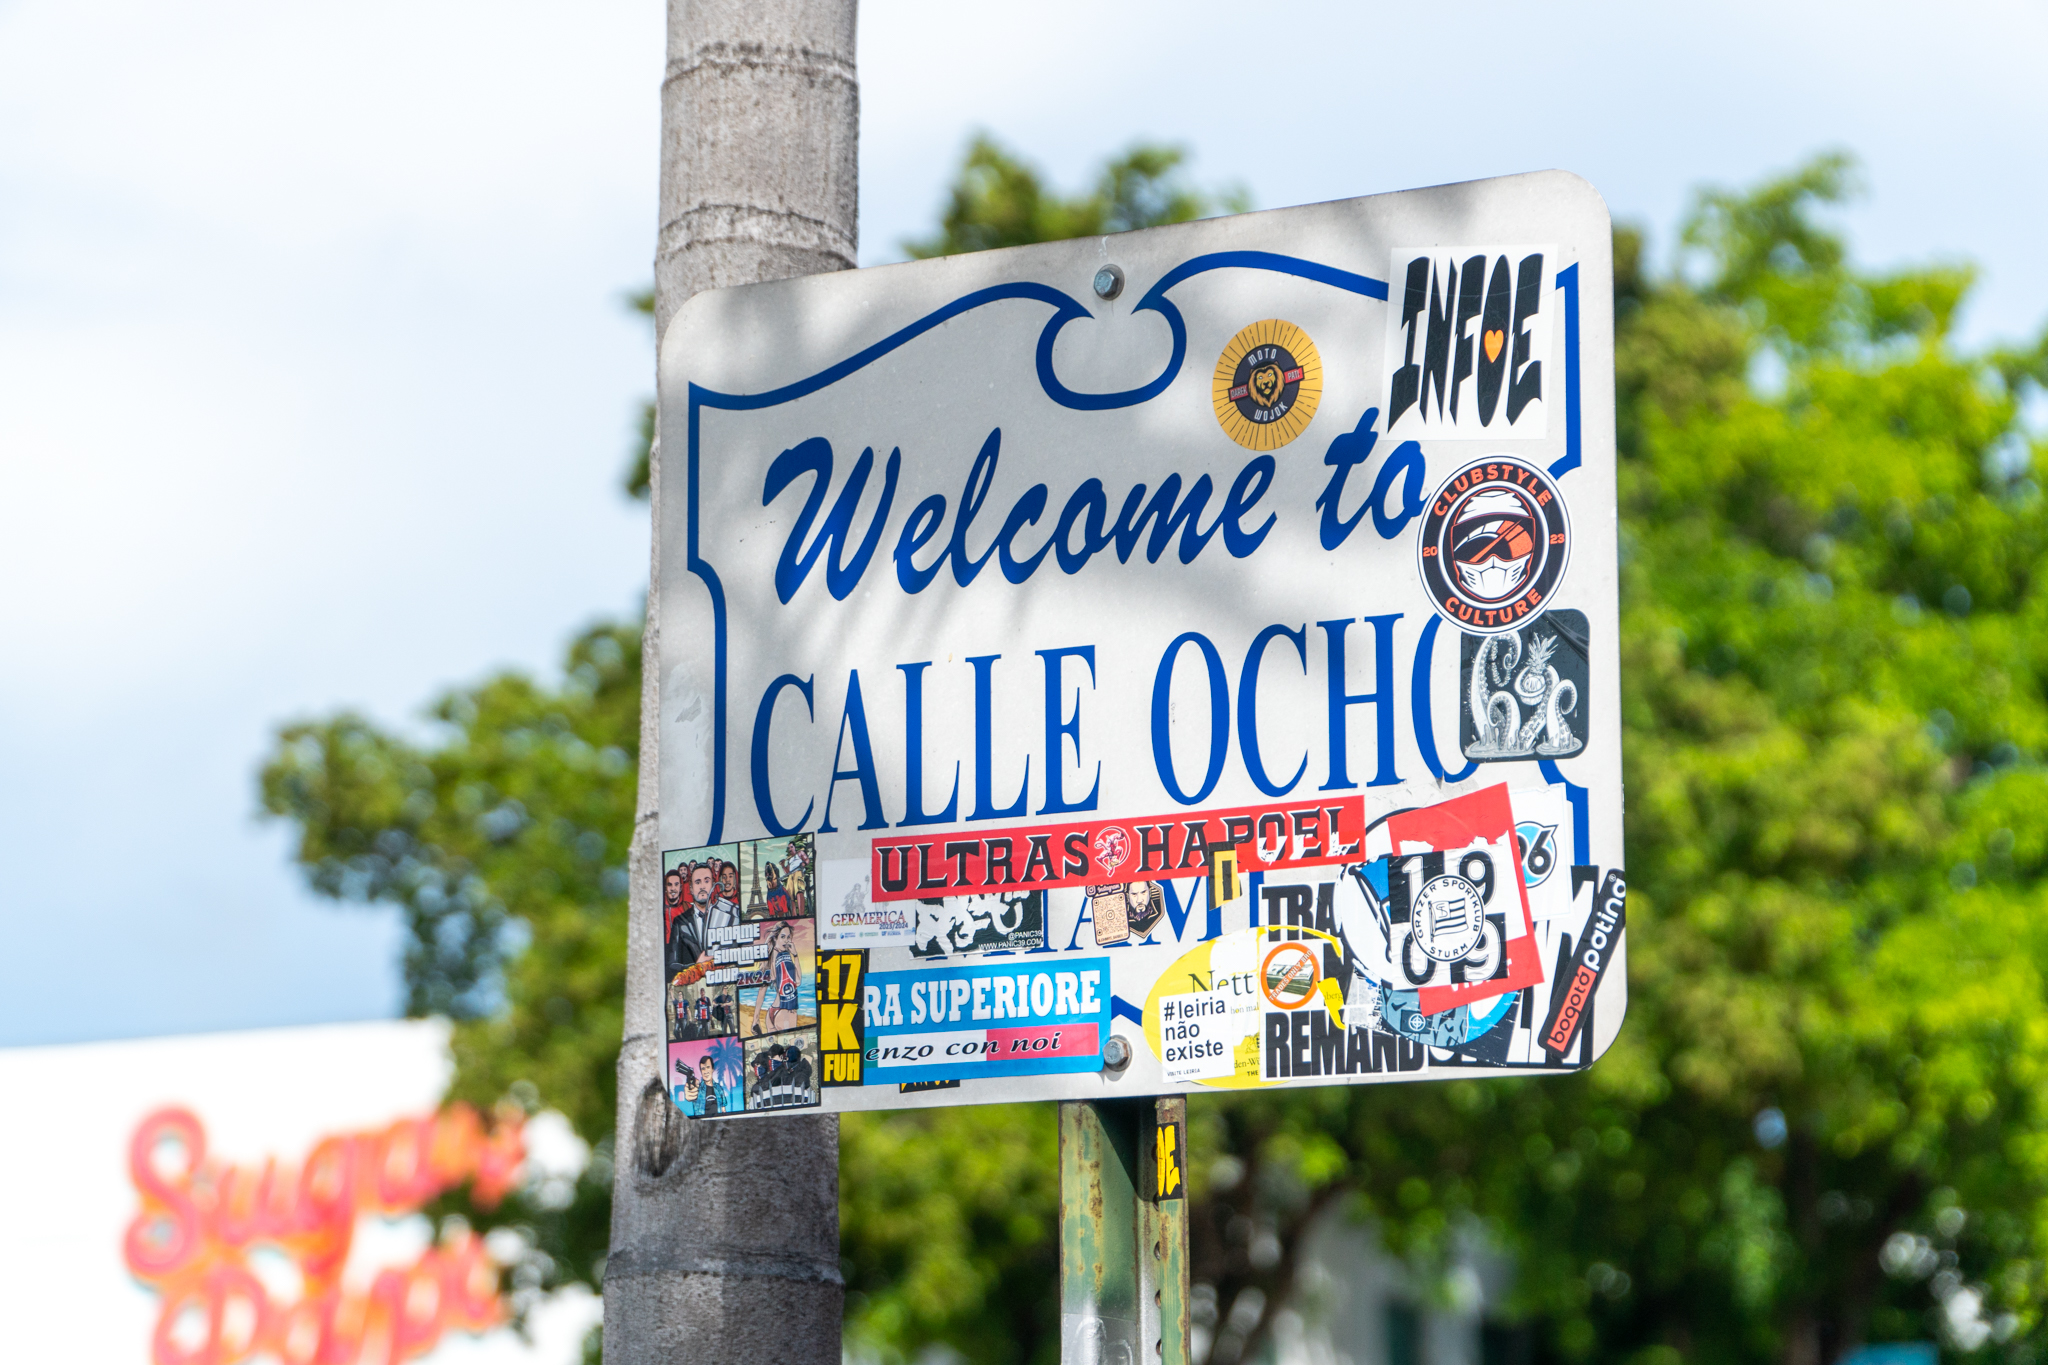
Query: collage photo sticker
[[663, 834, 821, 1115]]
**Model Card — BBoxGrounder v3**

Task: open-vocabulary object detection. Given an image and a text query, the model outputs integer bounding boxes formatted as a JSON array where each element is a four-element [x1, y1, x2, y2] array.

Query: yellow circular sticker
[[1211, 319, 1322, 450]]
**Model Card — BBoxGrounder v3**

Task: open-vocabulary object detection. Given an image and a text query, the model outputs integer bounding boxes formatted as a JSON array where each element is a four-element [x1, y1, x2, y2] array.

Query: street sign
[[655, 171, 1623, 1118]]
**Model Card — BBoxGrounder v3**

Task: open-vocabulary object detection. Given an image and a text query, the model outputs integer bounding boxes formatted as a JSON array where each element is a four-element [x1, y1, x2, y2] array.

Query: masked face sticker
[[1419, 457, 1570, 634], [1451, 488, 1539, 601]]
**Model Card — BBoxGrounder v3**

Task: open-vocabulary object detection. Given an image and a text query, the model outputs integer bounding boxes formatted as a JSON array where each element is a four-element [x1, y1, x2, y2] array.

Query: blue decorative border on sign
[[1550, 263, 1583, 480], [679, 250, 1587, 845], [682, 253, 1388, 843]]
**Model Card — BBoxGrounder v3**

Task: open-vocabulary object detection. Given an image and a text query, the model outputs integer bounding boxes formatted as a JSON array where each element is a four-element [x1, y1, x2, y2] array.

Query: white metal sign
[[655, 171, 1622, 1117]]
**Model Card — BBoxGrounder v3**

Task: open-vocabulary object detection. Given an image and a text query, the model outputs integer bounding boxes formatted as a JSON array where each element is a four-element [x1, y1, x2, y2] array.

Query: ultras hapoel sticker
[[859, 958, 1109, 1084], [867, 796, 1367, 904], [1382, 246, 1555, 443], [1464, 611, 1589, 761]]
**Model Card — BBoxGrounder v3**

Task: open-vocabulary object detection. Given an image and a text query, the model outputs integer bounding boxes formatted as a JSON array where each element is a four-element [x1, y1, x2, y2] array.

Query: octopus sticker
[[1460, 609, 1589, 761]]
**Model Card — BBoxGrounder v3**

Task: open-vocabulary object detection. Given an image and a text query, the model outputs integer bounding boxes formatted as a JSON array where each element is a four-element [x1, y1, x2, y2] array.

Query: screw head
[[1093, 265, 1125, 301], [1102, 1035, 1132, 1071]]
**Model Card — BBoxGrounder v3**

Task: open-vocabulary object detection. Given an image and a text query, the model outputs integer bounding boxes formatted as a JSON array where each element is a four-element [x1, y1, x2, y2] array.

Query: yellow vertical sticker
[[815, 949, 868, 1087], [1208, 846, 1240, 908], [1155, 1121, 1184, 1200]]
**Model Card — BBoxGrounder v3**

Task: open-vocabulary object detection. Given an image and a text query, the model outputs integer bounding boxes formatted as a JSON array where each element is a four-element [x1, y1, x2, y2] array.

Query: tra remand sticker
[[656, 170, 1622, 1117]]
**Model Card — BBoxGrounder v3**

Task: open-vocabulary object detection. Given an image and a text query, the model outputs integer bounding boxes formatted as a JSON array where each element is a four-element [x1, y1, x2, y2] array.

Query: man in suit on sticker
[[662, 866, 689, 971]]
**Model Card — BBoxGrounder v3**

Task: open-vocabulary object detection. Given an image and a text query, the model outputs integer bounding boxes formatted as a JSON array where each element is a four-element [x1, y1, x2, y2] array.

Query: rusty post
[[1060, 1098, 1190, 1364]]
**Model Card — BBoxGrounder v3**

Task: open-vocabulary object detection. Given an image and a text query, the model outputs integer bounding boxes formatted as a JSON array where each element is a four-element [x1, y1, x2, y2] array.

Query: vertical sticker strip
[[817, 949, 868, 1087], [666, 836, 823, 1115]]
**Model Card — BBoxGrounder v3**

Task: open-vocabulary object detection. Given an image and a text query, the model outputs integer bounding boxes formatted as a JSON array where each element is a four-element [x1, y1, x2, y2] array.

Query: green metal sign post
[[1059, 1097, 1190, 1364]]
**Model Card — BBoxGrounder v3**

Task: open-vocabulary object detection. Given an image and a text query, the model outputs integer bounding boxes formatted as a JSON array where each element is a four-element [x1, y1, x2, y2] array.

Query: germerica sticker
[[860, 957, 1110, 1083]]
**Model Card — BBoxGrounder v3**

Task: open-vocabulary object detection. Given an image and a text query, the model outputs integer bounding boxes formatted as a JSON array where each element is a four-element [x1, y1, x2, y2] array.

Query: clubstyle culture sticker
[[1211, 319, 1322, 450], [1418, 456, 1571, 634]]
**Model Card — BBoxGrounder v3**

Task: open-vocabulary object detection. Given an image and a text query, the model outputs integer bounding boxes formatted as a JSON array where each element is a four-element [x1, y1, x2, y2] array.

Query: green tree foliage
[[903, 134, 1248, 259], [260, 142, 2048, 1365], [259, 621, 639, 1293], [1179, 160, 2048, 1365]]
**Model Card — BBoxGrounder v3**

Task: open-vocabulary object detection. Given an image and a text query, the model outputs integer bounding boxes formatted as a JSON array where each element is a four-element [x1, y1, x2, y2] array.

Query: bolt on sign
[[655, 171, 1625, 1118]]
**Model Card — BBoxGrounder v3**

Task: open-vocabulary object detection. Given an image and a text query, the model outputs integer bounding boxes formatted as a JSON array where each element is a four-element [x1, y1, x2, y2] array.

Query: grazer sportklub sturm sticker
[[1419, 456, 1571, 634], [657, 171, 1622, 1118]]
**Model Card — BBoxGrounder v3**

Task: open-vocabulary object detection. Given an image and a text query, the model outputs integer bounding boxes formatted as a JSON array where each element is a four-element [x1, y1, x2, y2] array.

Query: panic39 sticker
[[1212, 319, 1322, 450], [1418, 456, 1570, 634]]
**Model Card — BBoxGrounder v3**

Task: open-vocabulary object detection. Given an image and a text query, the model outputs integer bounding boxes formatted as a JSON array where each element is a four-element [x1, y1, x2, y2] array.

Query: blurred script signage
[[124, 1103, 525, 1365]]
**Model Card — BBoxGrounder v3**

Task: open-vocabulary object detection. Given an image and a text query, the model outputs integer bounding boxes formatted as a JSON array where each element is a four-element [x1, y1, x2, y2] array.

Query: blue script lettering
[[771, 430, 1279, 600], [764, 438, 900, 603], [1312, 409, 1427, 549]]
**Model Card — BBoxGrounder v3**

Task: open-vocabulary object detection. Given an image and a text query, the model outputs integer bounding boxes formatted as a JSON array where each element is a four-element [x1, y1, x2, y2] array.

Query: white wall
[[0, 1020, 600, 1364]]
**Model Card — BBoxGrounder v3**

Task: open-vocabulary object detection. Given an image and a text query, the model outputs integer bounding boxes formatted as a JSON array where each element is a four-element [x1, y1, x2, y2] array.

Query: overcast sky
[[4, 0, 2044, 1046]]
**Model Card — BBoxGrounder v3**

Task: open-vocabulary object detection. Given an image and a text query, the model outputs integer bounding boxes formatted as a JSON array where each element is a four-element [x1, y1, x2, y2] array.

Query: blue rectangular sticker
[[861, 957, 1110, 1083]]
